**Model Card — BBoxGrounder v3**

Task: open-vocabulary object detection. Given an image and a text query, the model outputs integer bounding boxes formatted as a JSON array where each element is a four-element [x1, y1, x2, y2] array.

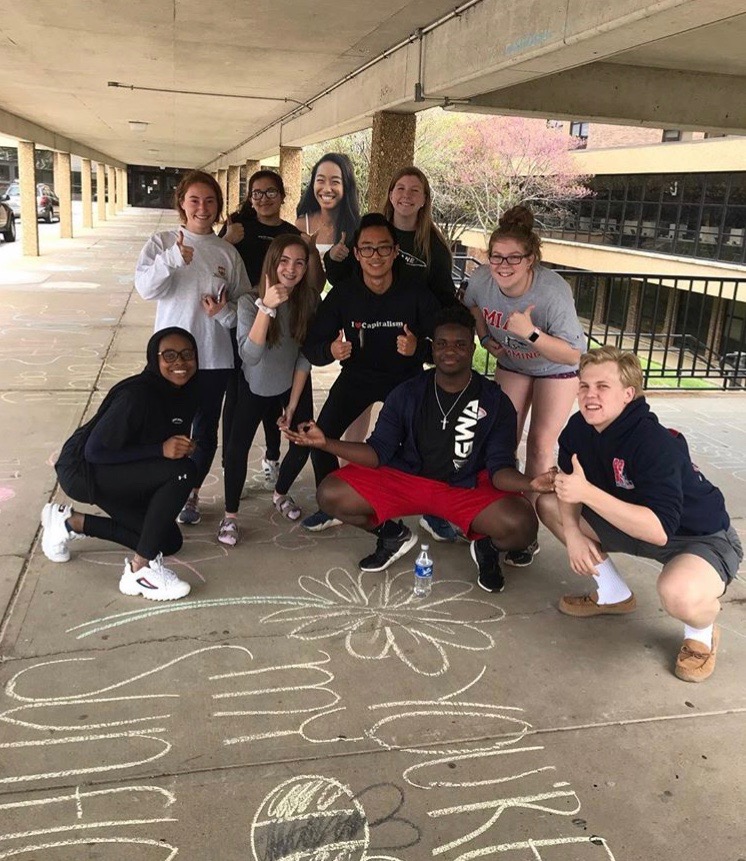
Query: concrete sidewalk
[[0, 208, 743, 860]]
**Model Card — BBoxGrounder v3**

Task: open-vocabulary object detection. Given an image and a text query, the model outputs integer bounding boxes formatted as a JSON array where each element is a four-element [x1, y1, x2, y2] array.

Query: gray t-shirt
[[237, 296, 312, 397], [464, 264, 585, 376]]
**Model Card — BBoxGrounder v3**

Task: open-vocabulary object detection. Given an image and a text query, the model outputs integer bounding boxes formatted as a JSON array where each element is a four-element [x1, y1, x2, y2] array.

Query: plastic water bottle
[[413, 543, 433, 598]]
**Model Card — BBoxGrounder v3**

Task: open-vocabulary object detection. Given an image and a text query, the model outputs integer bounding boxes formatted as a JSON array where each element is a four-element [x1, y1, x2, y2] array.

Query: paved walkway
[[0, 208, 744, 860]]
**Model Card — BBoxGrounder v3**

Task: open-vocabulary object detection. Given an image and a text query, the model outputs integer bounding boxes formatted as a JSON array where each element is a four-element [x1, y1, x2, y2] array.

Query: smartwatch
[[527, 328, 541, 343], [480, 334, 491, 346]]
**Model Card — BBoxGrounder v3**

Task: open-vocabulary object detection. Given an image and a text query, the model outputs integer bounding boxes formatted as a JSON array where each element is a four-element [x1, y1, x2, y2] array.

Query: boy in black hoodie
[[537, 346, 742, 683]]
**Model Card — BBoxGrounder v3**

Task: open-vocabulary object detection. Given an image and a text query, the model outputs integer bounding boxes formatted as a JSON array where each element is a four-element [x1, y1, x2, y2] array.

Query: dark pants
[[311, 370, 401, 487], [60, 458, 198, 559], [193, 368, 231, 487], [223, 374, 314, 512]]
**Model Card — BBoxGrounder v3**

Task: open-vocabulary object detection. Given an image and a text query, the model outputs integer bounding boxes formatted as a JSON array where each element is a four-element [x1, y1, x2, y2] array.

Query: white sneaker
[[40, 502, 81, 562], [262, 458, 280, 490], [119, 553, 191, 601]]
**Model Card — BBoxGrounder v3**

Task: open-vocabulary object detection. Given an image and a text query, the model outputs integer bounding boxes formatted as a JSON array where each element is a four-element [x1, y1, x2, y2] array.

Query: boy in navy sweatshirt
[[537, 346, 742, 682]]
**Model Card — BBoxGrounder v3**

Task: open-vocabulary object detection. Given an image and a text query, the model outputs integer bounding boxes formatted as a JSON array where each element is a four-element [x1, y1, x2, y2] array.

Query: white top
[[304, 214, 333, 260], [135, 228, 251, 369]]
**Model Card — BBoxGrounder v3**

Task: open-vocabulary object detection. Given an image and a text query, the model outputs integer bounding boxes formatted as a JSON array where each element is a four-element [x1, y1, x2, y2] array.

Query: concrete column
[[115, 168, 125, 212], [245, 158, 260, 179], [591, 278, 609, 327], [279, 146, 302, 223], [624, 281, 642, 332], [18, 141, 39, 256], [217, 168, 228, 215], [367, 111, 416, 212], [96, 162, 107, 222], [227, 164, 240, 216], [55, 151, 73, 238], [81, 159, 93, 228], [706, 296, 726, 358], [123, 170, 129, 207], [106, 165, 116, 217], [662, 287, 679, 336]]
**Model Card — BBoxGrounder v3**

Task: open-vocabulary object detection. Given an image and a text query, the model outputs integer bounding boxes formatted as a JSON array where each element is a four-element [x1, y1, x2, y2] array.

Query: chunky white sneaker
[[262, 458, 280, 490], [40, 502, 81, 562], [119, 553, 191, 601]]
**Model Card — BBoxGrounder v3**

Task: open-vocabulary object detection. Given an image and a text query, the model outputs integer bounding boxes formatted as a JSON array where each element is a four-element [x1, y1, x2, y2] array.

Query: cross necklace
[[433, 373, 472, 430]]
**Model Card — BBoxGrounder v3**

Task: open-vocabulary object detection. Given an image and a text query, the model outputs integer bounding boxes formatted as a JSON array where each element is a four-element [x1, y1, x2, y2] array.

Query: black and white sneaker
[[119, 554, 191, 601], [504, 540, 540, 568], [359, 520, 418, 573], [470, 537, 504, 593]]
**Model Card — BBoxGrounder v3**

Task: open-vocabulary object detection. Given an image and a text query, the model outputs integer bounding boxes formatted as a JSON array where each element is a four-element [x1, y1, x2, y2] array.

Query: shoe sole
[[177, 514, 201, 525], [470, 541, 504, 593], [303, 518, 342, 532], [418, 517, 456, 543], [504, 544, 540, 568], [40, 503, 70, 563], [675, 626, 719, 683], [360, 532, 419, 572], [558, 595, 637, 617], [119, 577, 191, 601]]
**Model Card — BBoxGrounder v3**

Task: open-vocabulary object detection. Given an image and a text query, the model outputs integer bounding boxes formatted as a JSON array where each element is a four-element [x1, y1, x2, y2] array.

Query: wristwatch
[[527, 328, 541, 343]]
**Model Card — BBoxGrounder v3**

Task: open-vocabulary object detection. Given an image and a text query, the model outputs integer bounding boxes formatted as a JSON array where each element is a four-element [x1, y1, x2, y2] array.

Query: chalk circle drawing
[[251, 775, 411, 861], [260, 567, 502, 677]]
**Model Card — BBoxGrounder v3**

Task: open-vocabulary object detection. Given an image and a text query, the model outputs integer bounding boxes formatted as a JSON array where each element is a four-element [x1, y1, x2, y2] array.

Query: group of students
[[39, 154, 740, 683]]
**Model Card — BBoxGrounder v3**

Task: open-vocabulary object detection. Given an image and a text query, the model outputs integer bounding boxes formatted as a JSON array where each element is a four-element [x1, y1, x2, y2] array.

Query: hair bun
[[498, 204, 534, 233]]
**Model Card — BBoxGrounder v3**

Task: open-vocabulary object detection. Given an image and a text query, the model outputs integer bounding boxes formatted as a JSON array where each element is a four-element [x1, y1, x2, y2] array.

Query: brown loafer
[[675, 625, 719, 683], [559, 590, 637, 618]]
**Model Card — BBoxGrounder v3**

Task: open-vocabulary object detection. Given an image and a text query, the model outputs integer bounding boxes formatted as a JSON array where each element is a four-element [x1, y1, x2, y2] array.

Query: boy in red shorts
[[284, 305, 555, 592]]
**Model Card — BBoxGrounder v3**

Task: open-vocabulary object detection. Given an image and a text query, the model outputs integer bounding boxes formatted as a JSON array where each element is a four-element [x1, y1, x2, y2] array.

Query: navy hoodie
[[558, 398, 729, 538]]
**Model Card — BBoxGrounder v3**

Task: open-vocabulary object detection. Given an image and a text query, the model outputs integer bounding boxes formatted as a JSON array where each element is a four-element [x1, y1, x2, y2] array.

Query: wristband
[[480, 334, 491, 346], [255, 297, 277, 318]]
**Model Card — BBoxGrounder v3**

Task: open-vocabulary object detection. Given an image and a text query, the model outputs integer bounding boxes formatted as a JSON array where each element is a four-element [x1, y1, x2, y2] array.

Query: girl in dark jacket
[[40, 327, 202, 601]]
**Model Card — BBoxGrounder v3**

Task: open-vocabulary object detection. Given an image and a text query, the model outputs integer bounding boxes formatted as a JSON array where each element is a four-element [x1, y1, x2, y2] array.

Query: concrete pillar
[[96, 162, 107, 222], [662, 287, 679, 336], [227, 164, 240, 216], [123, 169, 129, 207], [624, 281, 642, 332], [106, 165, 116, 217], [217, 168, 228, 216], [55, 151, 73, 238], [592, 278, 609, 326], [706, 296, 726, 358], [367, 111, 416, 212], [81, 159, 93, 228], [115, 168, 125, 212], [245, 158, 260, 179], [18, 141, 39, 256], [279, 147, 302, 223]]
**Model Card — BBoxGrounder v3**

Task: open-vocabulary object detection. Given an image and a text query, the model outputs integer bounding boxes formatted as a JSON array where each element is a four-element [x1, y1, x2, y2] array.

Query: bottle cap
[[421, 543, 429, 550]]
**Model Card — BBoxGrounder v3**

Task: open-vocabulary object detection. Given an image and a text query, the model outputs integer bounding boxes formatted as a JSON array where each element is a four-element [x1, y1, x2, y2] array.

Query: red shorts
[[334, 465, 518, 539]]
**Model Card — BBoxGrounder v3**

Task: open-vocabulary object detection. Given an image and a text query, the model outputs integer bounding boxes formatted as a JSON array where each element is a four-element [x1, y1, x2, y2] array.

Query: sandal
[[274, 493, 301, 521], [217, 517, 239, 546]]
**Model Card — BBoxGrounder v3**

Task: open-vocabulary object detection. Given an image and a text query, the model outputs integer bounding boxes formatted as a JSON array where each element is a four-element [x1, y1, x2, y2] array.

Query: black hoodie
[[558, 398, 729, 539]]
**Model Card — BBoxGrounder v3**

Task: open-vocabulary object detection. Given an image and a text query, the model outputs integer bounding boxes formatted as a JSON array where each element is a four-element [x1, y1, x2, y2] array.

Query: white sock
[[683, 623, 713, 649], [592, 558, 633, 604]]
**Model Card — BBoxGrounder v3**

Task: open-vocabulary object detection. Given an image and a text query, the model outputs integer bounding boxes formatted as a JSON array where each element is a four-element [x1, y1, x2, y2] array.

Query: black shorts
[[582, 507, 743, 588]]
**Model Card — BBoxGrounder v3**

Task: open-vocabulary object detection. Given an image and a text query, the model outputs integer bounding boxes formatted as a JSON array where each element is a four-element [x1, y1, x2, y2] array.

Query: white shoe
[[40, 502, 80, 562], [261, 458, 280, 490], [119, 553, 191, 601]]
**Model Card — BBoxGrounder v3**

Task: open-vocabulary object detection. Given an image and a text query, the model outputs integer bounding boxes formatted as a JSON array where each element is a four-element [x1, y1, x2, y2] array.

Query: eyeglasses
[[250, 189, 280, 200], [488, 253, 531, 266], [357, 244, 395, 258], [158, 348, 196, 363]]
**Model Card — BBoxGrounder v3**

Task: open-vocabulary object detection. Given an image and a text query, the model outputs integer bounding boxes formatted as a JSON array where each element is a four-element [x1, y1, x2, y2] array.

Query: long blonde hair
[[383, 167, 451, 270], [258, 236, 319, 348]]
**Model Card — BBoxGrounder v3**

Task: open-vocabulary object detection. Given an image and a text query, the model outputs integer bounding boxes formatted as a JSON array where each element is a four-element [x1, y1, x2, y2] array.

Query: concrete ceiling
[[0, 0, 744, 170]]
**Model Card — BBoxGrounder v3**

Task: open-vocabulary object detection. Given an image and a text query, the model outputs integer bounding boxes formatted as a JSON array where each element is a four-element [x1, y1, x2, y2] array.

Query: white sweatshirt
[[135, 228, 251, 370]]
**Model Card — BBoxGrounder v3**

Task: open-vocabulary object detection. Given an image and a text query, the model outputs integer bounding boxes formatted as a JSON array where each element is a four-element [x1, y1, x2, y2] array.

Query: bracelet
[[255, 297, 277, 318], [480, 334, 491, 346]]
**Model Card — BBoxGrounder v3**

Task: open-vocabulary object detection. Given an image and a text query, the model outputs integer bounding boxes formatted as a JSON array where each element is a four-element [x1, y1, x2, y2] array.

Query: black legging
[[311, 370, 404, 487], [193, 368, 231, 487], [59, 457, 198, 559], [223, 374, 314, 513]]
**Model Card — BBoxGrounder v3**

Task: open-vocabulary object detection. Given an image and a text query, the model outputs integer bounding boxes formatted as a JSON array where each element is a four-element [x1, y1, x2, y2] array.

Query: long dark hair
[[258, 236, 319, 348], [236, 169, 287, 221], [296, 153, 361, 243]]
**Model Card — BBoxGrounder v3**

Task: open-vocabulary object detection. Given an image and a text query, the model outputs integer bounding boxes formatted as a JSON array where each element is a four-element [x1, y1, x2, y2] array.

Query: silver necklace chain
[[433, 373, 472, 430]]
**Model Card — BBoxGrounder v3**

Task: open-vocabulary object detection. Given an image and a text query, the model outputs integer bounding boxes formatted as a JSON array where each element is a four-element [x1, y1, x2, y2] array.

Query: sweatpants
[[223, 374, 314, 513]]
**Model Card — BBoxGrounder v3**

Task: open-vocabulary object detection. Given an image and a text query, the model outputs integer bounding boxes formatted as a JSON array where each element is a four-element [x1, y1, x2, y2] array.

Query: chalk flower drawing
[[260, 567, 502, 676]]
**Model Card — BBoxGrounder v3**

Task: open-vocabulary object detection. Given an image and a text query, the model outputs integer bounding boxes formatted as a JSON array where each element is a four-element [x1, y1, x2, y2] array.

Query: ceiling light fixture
[[128, 120, 149, 132]]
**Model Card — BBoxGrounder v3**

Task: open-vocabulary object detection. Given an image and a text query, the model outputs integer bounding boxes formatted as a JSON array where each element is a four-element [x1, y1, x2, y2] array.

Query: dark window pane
[[704, 174, 728, 204], [682, 175, 705, 204]]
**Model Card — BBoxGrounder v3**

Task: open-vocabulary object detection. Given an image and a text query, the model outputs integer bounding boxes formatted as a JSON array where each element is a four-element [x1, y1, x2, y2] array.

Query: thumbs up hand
[[396, 323, 417, 357], [329, 231, 349, 262], [223, 213, 244, 245], [505, 304, 537, 340], [554, 453, 590, 504], [330, 328, 352, 362], [176, 230, 193, 264]]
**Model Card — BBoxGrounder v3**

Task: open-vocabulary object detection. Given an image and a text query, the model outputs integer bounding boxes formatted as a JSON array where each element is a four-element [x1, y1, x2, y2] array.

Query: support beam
[[55, 151, 73, 238], [217, 168, 228, 217], [81, 159, 93, 228], [18, 141, 39, 256], [96, 162, 107, 222], [279, 147, 302, 224], [457, 63, 746, 134], [106, 166, 116, 218], [115, 168, 125, 212], [227, 165, 240, 216], [367, 112, 415, 212]]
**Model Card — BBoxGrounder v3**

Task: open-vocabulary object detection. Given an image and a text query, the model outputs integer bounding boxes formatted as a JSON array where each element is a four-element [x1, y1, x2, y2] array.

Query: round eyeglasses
[[158, 348, 196, 363]]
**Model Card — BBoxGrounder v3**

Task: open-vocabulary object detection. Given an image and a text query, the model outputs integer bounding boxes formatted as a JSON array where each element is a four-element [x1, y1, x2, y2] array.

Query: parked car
[[0, 201, 15, 243], [1, 181, 60, 222]]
